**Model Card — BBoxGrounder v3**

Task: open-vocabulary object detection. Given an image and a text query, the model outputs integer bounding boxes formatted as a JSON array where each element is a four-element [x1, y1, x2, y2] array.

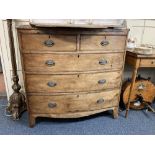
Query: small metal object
[[6, 19, 27, 120], [48, 102, 57, 108], [98, 79, 106, 84], [97, 98, 104, 104], [100, 40, 109, 46], [99, 59, 108, 65], [137, 83, 145, 90], [47, 81, 57, 87], [45, 60, 55, 66], [44, 39, 55, 47]]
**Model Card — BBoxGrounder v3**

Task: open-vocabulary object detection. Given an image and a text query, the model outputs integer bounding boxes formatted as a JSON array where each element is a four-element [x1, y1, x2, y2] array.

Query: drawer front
[[23, 53, 124, 72], [80, 35, 126, 51], [25, 71, 122, 93], [140, 59, 155, 67], [28, 89, 120, 114], [21, 34, 77, 51]]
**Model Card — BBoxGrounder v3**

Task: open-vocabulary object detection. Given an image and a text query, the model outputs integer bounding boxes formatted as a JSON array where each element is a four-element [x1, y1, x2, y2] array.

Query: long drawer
[[25, 71, 121, 93], [23, 53, 124, 72], [21, 34, 77, 51], [28, 89, 120, 114], [80, 35, 126, 51]]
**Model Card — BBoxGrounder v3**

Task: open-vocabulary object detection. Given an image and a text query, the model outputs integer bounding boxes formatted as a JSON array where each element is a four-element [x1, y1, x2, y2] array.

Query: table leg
[[125, 67, 138, 118]]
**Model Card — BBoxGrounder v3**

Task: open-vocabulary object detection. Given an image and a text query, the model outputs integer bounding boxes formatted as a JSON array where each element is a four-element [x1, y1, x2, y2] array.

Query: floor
[[0, 97, 155, 135]]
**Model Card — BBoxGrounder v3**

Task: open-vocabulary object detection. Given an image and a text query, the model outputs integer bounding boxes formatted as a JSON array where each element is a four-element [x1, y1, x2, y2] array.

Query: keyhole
[[77, 95, 79, 98], [78, 54, 80, 58], [77, 74, 80, 78]]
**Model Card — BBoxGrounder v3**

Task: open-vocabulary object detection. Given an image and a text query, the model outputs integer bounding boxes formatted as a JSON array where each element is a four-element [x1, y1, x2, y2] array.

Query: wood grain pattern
[[18, 27, 129, 35], [80, 35, 126, 51], [29, 107, 118, 127], [125, 51, 155, 117], [23, 53, 124, 72], [123, 79, 155, 109], [125, 55, 138, 67], [25, 71, 122, 93], [21, 34, 77, 51], [28, 89, 120, 114], [17, 27, 128, 127], [140, 58, 155, 67]]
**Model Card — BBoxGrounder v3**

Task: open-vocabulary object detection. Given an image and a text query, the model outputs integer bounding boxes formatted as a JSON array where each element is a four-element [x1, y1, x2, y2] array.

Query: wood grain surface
[[28, 89, 120, 114], [25, 71, 122, 93], [80, 35, 126, 51], [21, 34, 77, 51], [23, 53, 124, 72]]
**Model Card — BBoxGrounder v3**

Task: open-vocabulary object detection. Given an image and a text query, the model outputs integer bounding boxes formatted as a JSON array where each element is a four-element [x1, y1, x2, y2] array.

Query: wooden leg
[[113, 107, 119, 119], [29, 115, 36, 128], [125, 67, 138, 118]]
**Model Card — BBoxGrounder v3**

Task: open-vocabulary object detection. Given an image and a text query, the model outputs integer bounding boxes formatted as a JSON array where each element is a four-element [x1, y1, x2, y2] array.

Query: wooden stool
[[125, 51, 155, 118]]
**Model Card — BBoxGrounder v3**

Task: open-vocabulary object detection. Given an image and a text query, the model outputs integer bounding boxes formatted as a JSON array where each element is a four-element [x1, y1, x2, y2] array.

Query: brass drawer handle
[[47, 81, 57, 87], [97, 98, 104, 104], [99, 59, 108, 65], [48, 102, 57, 108], [98, 79, 106, 84], [44, 39, 55, 47], [45, 60, 55, 66], [100, 40, 109, 46]]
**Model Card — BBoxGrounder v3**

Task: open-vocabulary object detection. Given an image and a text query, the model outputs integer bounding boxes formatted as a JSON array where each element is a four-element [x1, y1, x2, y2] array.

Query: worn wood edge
[[17, 28, 129, 36], [127, 51, 155, 58], [26, 88, 121, 96], [26, 88, 121, 95], [21, 50, 125, 54], [24, 69, 122, 75], [118, 30, 129, 114], [30, 107, 116, 118]]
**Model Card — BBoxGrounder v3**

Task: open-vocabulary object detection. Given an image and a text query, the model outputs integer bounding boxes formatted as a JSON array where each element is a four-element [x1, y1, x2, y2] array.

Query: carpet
[[0, 97, 155, 135]]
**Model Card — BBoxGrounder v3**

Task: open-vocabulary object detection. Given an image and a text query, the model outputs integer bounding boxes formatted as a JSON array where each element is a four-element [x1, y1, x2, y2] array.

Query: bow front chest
[[17, 27, 128, 127]]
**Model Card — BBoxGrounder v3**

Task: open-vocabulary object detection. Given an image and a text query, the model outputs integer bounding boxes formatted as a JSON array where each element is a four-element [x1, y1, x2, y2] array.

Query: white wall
[[125, 19, 155, 83], [127, 19, 155, 46], [0, 19, 155, 99]]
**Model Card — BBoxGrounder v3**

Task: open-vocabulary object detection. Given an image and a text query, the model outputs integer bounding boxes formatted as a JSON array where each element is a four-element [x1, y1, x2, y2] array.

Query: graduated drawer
[[21, 34, 77, 51], [28, 89, 120, 114], [80, 35, 126, 51], [23, 53, 124, 72], [25, 71, 121, 93]]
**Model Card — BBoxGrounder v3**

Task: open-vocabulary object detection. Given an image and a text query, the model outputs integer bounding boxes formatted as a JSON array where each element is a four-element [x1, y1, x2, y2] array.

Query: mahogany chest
[[17, 27, 128, 127]]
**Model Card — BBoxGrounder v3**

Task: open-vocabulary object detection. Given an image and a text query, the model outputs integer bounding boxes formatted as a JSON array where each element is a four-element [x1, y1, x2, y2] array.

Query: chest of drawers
[[17, 27, 128, 127]]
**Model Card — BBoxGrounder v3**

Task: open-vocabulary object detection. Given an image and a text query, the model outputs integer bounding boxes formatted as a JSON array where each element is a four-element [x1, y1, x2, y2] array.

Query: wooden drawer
[[25, 71, 121, 93], [21, 34, 77, 51], [23, 53, 124, 72], [28, 89, 120, 114], [80, 35, 126, 51], [140, 59, 155, 67]]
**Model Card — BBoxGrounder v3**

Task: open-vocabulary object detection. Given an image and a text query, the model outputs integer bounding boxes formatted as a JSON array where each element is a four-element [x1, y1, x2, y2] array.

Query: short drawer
[[21, 34, 77, 51], [23, 53, 124, 72], [80, 35, 126, 51], [25, 71, 122, 93], [140, 59, 155, 67], [28, 89, 120, 114]]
